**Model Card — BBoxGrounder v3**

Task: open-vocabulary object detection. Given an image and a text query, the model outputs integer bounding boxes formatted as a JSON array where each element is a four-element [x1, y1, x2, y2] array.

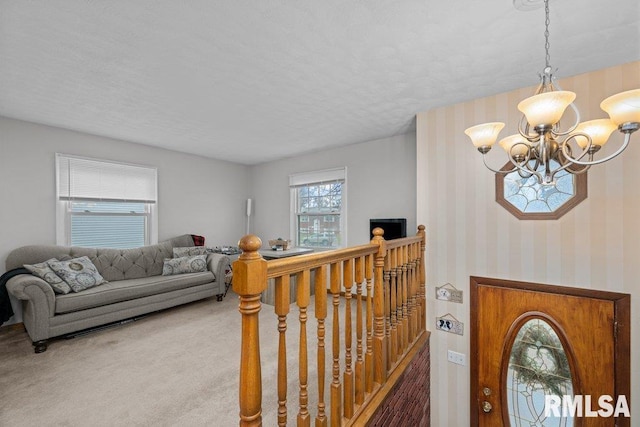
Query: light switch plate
[[447, 350, 466, 366]]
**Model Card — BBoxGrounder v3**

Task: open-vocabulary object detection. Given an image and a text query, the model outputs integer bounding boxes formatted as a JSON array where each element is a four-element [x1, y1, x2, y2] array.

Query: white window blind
[[55, 154, 158, 248], [288, 167, 346, 188], [56, 154, 157, 203]]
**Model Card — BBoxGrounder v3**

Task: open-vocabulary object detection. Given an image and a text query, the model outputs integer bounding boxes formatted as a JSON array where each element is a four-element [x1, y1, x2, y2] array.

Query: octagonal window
[[495, 160, 587, 220]]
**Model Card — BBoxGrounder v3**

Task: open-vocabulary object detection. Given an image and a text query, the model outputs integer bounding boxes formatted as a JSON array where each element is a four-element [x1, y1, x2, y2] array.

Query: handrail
[[233, 226, 427, 426], [266, 243, 378, 279]]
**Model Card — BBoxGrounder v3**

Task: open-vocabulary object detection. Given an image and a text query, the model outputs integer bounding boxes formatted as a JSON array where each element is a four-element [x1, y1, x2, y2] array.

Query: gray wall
[[1, 116, 250, 323], [249, 133, 417, 247]]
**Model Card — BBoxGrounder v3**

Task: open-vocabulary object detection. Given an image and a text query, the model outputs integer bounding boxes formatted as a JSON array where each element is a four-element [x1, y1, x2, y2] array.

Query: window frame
[[55, 154, 158, 248], [495, 161, 587, 220], [289, 167, 347, 249]]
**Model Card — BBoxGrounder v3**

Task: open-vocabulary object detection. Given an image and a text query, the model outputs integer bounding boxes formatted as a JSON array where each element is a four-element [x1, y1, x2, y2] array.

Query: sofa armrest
[[6, 275, 56, 318], [207, 253, 231, 283]]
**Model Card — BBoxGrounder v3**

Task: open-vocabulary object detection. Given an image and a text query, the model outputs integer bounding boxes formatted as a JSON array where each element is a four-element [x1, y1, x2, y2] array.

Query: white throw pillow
[[172, 246, 209, 258], [47, 256, 108, 293], [162, 255, 208, 276], [24, 258, 72, 295]]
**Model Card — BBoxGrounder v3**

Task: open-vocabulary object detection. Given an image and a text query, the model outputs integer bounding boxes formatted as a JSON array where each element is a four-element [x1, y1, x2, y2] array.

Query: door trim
[[469, 276, 631, 427]]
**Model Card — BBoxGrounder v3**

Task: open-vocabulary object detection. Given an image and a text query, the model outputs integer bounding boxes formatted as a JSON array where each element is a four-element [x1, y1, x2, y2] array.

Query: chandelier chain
[[544, 0, 551, 69]]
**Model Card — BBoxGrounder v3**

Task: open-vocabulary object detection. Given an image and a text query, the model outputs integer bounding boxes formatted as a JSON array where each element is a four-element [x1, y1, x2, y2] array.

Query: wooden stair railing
[[233, 226, 426, 426]]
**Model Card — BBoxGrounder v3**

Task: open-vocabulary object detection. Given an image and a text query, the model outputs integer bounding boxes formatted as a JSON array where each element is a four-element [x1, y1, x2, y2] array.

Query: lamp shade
[[517, 91, 576, 127], [600, 89, 640, 125], [464, 122, 505, 148], [573, 119, 617, 149], [498, 134, 530, 156]]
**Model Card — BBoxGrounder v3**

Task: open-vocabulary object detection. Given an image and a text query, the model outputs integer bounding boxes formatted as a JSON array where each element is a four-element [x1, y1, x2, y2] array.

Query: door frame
[[470, 276, 631, 426]]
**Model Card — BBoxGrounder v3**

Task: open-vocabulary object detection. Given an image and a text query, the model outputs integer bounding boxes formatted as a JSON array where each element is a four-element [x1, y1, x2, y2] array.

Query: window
[[290, 168, 346, 249], [495, 160, 587, 220], [56, 154, 158, 248]]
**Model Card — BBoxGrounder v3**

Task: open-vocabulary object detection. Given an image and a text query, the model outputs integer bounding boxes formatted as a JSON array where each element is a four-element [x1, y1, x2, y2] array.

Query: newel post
[[233, 235, 268, 427], [371, 227, 387, 384]]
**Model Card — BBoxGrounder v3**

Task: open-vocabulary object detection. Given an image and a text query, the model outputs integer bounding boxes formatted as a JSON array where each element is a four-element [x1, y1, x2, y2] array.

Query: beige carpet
[[0, 290, 335, 426]]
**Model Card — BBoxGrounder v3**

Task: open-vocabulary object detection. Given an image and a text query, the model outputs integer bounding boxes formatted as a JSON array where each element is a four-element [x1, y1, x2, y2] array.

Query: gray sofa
[[5, 235, 230, 353]]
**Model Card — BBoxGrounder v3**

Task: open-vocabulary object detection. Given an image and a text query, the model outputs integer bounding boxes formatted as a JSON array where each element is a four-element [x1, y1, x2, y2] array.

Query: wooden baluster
[[354, 256, 365, 405], [275, 275, 290, 427], [405, 245, 414, 345], [383, 251, 392, 370], [395, 250, 404, 357], [297, 270, 311, 427], [371, 228, 387, 385], [364, 254, 374, 393], [410, 243, 418, 341], [343, 259, 354, 419], [401, 245, 409, 354], [418, 225, 427, 333], [388, 248, 397, 365], [330, 262, 342, 427], [233, 235, 268, 427], [314, 266, 328, 427]]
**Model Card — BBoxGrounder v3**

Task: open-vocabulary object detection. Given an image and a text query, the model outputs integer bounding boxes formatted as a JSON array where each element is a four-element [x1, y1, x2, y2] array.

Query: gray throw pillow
[[47, 256, 108, 293], [172, 246, 209, 258], [162, 255, 208, 276], [24, 258, 72, 295]]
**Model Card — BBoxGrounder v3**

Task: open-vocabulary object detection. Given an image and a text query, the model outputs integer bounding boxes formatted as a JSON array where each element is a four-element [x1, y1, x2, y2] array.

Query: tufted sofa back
[[5, 234, 195, 282]]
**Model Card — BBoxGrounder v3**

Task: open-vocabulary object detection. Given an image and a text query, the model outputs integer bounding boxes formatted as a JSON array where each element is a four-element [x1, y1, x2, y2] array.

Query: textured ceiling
[[1, 1, 639, 165]]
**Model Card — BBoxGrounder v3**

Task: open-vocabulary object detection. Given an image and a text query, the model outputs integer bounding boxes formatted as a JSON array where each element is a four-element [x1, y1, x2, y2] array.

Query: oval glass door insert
[[506, 318, 574, 426]]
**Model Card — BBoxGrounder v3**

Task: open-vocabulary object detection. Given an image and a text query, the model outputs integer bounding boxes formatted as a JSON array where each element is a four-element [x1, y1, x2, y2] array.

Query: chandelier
[[464, 0, 640, 185]]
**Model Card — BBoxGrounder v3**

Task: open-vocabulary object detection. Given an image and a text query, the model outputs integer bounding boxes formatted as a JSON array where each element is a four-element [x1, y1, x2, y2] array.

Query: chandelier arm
[[567, 163, 590, 175], [518, 115, 540, 142], [551, 96, 581, 137], [550, 151, 588, 176], [507, 151, 544, 183], [548, 159, 590, 182], [482, 155, 515, 175], [517, 169, 533, 179], [562, 132, 632, 166], [544, 135, 592, 180]]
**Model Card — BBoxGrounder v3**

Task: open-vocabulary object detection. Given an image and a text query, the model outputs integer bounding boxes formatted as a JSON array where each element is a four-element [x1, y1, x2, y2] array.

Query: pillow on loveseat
[[24, 258, 72, 295], [48, 256, 108, 293], [162, 255, 208, 276], [172, 246, 209, 258]]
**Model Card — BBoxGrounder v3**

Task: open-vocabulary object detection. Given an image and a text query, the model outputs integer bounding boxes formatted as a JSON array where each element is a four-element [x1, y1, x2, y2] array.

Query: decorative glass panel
[[496, 160, 587, 220], [506, 318, 574, 426], [503, 160, 573, 213]]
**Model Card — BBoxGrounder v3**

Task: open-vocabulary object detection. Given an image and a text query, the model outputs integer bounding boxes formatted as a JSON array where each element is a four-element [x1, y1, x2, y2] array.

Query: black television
[[369, 218, 407, 240]]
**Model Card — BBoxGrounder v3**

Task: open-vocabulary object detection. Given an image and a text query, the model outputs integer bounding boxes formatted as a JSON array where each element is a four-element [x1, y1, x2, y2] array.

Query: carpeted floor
[[0, 290, 331, 426]]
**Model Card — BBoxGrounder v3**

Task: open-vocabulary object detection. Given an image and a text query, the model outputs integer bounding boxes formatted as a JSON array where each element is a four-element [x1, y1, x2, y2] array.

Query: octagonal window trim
[[495, 161, 587, 220]]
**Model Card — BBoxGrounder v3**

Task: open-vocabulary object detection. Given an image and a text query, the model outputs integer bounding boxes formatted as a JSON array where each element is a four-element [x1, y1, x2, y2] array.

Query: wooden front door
[[470, 277, 630, 427]]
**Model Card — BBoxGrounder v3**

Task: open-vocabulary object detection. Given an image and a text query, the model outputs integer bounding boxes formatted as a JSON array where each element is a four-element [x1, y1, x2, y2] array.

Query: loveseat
[[5, 235, 230, 353]]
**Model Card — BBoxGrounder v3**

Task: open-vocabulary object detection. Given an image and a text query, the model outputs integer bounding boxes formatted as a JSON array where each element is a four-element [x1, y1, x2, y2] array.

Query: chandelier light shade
[[574, 119, 617, 149], [464, 122, 505, 150], [498, 134, 530, 158], [600, 89, 640, 126], [517, 91, 576, 128], [465, 0, 640, 185]]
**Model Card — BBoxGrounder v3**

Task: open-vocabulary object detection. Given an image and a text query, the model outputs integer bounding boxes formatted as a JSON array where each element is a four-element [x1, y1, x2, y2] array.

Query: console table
[[259, 247, 313, 260], [259, 247, 314, 304]]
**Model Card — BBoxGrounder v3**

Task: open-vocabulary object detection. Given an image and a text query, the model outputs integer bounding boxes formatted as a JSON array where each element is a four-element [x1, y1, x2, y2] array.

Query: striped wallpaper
[[416, 61, 640, 425]]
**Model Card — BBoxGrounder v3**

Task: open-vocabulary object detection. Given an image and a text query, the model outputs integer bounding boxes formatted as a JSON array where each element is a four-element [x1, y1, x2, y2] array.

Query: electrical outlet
[[447, 350, 466, 366]]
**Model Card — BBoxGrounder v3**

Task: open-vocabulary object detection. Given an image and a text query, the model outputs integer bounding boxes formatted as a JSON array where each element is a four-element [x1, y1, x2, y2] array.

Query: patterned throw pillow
[[47, 256, 108, 293], [23, 258, 72, 295], [172, 246, 209, 258], [162, 255, 208, 276]]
